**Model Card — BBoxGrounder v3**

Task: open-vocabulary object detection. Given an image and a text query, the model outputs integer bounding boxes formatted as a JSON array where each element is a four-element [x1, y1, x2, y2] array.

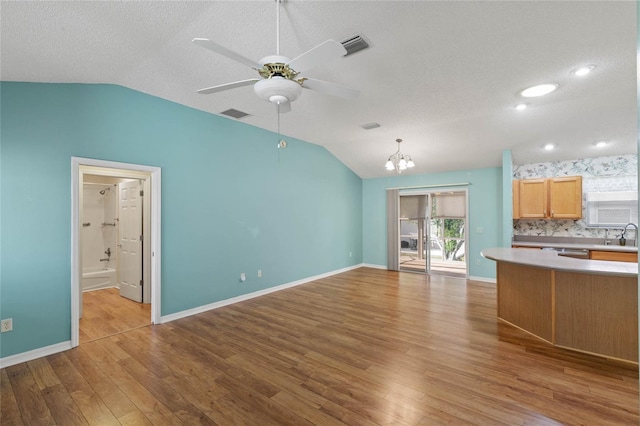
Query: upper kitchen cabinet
[[518, 178, 547, 218], [548, 176, 582, 219], [514, 176, 582, 220]]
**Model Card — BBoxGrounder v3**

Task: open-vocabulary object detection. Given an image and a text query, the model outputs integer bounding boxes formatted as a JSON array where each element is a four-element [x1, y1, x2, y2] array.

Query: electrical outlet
[[258, 269, 262, 278], [349, 251, 352, 258], [240, 273, 246, 282], [1, 318, 13, 332]]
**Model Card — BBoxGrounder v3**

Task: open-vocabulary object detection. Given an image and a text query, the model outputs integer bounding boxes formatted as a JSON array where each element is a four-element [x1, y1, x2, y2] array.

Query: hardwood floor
[[79, 288, 151, 344], [2, 268, 638, 425]]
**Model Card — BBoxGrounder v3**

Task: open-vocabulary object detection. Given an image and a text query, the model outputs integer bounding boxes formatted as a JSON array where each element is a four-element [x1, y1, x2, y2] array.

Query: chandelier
[[385, 138, 415, 173]]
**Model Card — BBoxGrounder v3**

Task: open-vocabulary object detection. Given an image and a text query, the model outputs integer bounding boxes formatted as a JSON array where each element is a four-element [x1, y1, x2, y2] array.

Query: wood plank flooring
[[79, 288, 151, 344], [2, 268, 638, 425]]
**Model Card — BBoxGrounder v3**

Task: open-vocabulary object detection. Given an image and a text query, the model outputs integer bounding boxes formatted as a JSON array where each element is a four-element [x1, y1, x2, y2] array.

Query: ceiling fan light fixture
[[270, 95, 288, 104], [254, 77, 302, 104]]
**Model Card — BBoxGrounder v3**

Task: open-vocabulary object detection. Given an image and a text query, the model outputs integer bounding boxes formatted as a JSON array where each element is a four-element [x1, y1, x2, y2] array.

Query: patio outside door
[[399, 191, 467, 277]]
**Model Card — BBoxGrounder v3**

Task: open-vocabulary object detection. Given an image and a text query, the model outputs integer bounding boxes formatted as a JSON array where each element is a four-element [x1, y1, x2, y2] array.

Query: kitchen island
[[482, 248, 638, 363]]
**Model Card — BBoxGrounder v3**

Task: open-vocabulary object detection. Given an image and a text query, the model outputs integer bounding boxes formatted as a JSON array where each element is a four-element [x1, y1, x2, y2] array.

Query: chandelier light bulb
[[385, 160, 395, 170], [407, 159, 415, 168]]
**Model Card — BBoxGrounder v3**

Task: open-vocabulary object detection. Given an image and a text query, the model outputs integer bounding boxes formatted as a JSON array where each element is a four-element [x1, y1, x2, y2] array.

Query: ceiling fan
[[192, 0, 359, 113]]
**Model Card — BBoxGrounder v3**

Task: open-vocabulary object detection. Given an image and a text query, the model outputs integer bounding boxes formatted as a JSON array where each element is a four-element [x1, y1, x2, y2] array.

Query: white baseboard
[[361, 263, 387, 270], [0, 265, 496, 367], [0, 341, 72, 369], [160, 263, 364, 324], [469, 275, 497, 283], [0, 265, 364, 367]]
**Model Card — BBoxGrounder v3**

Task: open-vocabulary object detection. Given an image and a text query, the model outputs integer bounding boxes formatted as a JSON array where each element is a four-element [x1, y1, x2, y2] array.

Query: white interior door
[[119, 180, 143, 302]]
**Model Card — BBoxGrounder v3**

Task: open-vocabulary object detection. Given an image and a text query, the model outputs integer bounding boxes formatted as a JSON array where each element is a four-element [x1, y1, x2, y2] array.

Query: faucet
[[104, 247, 111, 257], [622, 223, 638, 247], [604, 228, 610, 245]]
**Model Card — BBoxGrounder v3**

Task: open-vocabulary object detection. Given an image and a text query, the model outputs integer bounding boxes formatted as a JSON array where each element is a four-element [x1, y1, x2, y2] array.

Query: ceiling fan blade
[[197, 79, 259, 95], [277, 101, 291, 114], [287, 40, 346, 73], [302, 78, 359, 100], [192, 38, 262, 69]]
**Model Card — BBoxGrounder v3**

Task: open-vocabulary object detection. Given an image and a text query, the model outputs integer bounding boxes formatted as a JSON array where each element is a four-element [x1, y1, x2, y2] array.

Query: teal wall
[[0, 82, 363, 358], [501, 149, 513, 247], [362, 168, 503, 279]]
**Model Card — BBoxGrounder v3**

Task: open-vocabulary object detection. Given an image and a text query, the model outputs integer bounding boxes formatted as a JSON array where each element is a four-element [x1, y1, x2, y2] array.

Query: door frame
[[71, 157, 162, 347], [398, 187, 469, 277]]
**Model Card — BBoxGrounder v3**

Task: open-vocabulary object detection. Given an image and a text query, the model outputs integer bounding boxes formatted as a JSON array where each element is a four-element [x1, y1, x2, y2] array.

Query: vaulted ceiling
[[1, 1, 636, 178]]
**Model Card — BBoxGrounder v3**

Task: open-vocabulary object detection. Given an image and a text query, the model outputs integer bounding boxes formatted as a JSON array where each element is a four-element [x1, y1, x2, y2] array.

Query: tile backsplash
[[513, 154, 637, 239]]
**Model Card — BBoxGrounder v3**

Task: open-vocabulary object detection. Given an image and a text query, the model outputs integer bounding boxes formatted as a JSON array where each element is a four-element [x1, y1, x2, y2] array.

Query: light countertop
[[482, 247, 638, 277], [511, 241, 638, 253]]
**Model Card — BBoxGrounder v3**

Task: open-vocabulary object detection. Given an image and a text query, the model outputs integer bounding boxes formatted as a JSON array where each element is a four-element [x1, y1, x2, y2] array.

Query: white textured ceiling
[[1, 1, 636, 178]]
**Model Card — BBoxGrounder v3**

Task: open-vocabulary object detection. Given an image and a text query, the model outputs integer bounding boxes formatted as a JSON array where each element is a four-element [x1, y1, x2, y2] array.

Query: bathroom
[[82, 177, 119, 291], [79, 169, 152, 344]]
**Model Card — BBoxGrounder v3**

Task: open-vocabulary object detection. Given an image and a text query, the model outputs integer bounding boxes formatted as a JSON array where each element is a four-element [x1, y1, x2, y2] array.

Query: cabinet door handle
[[543, 209, 547, 216], [551, 209, 554, 217]]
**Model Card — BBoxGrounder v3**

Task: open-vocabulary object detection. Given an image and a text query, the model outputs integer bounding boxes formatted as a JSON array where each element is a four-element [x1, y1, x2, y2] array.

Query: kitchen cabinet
[[590, 250, 638, 263], [512, 180, 520, 219], [514, 176, 582, 219], [484, 248, 638, 362]]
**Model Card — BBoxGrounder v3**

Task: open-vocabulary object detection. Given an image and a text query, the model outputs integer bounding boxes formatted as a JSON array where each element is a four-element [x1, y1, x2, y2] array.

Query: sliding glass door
[[398, 191, 467, 277]]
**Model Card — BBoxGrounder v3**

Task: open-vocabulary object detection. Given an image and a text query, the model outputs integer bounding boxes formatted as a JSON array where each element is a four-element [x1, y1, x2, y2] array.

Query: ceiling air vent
[[220, 108, 251, 119], [361, 122, 381, 130], [341, 34, 370, 56]]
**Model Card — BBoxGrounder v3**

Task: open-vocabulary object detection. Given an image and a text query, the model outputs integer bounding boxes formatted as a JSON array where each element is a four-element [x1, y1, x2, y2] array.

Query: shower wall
[[82, 182, 118, 279]]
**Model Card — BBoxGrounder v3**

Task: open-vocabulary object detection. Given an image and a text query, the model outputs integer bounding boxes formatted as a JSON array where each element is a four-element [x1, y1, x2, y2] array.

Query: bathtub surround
[[81, 268, 117, 292], [82, 181, 118, 291], [513, 155, 638, 239]]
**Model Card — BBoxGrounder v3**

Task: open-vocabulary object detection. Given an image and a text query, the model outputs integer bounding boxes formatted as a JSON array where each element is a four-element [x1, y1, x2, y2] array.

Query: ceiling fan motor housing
[[254, 76, 302, 104]]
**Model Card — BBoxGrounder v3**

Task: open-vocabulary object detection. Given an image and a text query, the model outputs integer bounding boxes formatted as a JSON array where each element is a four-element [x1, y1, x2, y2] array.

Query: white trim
[[468, 276, 497, 283], [392, 183, 471, 190], [160, 264, 362, 324], [0, 341, 72, 369], [361, 263, 388, 270], [71, 157, 162, 349]]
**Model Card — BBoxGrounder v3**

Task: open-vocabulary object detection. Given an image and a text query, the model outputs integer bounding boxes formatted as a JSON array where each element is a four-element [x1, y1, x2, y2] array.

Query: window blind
[[434, 193, 466, 218]]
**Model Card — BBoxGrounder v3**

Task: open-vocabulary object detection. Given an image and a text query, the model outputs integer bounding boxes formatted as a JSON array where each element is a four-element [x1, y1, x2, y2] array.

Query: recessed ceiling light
[[595, 140, 608, 148], [521, 84, 559, 98], [544, 143, 555, 151], [573, 65, 596, 77], [515, 103, 528, 111]]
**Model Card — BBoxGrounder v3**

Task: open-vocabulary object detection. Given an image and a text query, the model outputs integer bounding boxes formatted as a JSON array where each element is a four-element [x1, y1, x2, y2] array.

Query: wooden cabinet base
[[497, 263, 552, 342], [497, 262, 638, 363], [555, 271, 638, 362], [590, 250, 638, 262]]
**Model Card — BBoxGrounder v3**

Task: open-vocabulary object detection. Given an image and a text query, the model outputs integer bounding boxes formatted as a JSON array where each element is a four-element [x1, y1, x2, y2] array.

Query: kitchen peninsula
[[482, 248, 638, 363]]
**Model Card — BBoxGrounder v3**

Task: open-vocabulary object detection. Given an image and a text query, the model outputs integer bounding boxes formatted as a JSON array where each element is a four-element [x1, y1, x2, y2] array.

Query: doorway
[[398, 190, 468, 277], [71, 157, 162, 347]]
